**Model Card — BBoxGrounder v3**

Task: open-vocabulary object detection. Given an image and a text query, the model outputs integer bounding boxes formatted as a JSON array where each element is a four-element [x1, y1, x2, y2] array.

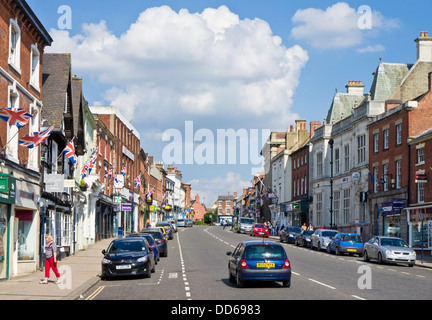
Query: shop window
[[0, 205, 8, 279], [16, 210, 35, 261]]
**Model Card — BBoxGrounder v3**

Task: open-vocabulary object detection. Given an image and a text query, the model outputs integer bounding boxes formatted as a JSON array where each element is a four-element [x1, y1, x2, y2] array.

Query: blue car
[[127, 234, 160, 263], [327, 233, 364, 257], [227, 241, 291, 288]]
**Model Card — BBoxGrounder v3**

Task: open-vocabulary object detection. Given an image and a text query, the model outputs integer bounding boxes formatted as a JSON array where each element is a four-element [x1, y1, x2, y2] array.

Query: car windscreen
[[303, 231, 314, 236], [240, 218, 254, 224], [244, 244, 286, 259], [107, 240, 145, 253], [322, 231, 338, 237], [341, 234, 361, 243], [254, 224, 266, 228], [380, 238, 409, 247], [143, 235, 155, 244], [289, 227, 302, 233]]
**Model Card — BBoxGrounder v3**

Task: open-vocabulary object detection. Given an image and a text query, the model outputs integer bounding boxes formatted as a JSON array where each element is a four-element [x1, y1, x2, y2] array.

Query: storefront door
[[0, 204, 9, 279]]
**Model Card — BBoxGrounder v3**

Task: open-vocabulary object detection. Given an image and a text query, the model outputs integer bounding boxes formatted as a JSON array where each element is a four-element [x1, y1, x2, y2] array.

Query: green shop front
[[0, 175, 16, 280]]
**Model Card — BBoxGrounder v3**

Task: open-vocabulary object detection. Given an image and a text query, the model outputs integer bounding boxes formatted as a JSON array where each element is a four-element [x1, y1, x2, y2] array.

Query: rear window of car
[[341, 234, 361, 243], [142, 232, 163, 240], [288, 227, 302, 233], [107, 240, 145, 253], [245, 244, 286, 259]]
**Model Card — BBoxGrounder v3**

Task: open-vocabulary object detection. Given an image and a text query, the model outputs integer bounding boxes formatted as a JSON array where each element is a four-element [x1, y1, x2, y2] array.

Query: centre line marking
[[308, 278, 336, 290]]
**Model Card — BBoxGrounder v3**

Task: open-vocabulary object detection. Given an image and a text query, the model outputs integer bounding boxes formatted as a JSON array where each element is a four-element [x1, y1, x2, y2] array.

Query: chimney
[[195, 194, 200, 203], [309, 121, 321, 138], [415, 31, 432, 62], [234, 190, 237, 197], [345, 80, 365, 95], [429, 72, 432, 91], [243, 187, 247, 196]]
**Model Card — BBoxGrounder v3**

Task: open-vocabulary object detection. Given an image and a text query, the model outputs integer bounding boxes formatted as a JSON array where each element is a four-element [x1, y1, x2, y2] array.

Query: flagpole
[[0, 126, 23, 153]]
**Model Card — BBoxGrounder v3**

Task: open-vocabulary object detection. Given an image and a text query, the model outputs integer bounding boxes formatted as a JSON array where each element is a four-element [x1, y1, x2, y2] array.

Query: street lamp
[[328, 138, 334, 229]]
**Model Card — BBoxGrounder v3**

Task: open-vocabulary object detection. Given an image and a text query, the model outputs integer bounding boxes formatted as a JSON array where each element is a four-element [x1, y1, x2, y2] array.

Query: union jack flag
[[89, 147, 98, 159], [146, 187, 155, 200], [87, 156, 97, 175], [0, 108, 32, 128], [134, 175, 141, 187], [62, 139, 77, 168], [121, 166, 126, 176], [104, 167, 113, 178], [114, 174, 119, 184], [18, 126, 53, 149], [81, 163, 89, 178]]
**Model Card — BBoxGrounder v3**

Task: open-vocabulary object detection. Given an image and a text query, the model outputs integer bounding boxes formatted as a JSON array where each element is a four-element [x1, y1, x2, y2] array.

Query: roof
[[326, 92, 366, 124], [369, 62, 412, 101], [16, 0, 53, 46], [41, 54, 72, 132], [217, 195, 235, 201]]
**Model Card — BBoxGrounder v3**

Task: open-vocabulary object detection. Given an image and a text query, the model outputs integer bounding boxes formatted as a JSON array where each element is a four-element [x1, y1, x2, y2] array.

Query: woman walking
[[40, 234, 61, 284]]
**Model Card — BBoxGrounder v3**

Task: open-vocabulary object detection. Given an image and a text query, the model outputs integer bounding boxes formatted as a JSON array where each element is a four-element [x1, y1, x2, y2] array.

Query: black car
[[279, 227, 302, 244], [101, 238, 155, 280], [140, 228, 168, 257], [127, 233, 160, 263], [295, 230, 314, 247], [156, 222, 174, 240]]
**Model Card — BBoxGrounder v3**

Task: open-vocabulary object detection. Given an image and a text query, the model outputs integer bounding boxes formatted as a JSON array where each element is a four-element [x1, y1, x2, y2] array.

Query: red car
[[250, 223, 269, 237]]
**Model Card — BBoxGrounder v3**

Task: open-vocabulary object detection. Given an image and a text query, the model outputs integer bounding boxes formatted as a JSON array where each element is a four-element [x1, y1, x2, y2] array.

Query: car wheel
[[327, 246, 331, 254], [363, 250, 370, 262], [335, 247, 340, 255], [228, 269, 235, 282], [236, 273, 245, 288], [282, 280, 291, 288], [378, 252, 384, 264], [295, 239, 298, 246], [151, 262, 156, 273], [409, 263, 414, 267], [317, 242, 321, 251]]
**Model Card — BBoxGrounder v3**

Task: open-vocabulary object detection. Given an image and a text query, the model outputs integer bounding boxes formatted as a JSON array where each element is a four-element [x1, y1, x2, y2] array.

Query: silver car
[[363, 236, 416, 267], [311, 229, 339, 251]]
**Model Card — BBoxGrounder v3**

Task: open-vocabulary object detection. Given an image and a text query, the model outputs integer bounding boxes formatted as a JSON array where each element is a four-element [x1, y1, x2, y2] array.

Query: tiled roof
[[41, 54, 72, 131], [325, 92, 366, 124]]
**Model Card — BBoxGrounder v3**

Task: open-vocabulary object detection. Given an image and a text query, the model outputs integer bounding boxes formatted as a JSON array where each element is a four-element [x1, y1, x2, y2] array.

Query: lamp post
[[328, 138, 334, 229]]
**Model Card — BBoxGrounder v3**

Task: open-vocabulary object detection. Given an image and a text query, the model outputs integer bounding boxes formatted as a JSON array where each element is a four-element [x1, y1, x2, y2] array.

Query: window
[[383, 129, 389, 150], [383, 163, 389, 191], [335, 148, 340, 174], [396, 123, 402, 145], [417, 148, 424, 164], [418, 182, 425, 203], [374, 133, 379, 153], [344, 145, 350, 172], [343, 189, 351, 224], [373, 167, 378, 193], [316, 152, 323, 177], [395, 160, 401, 189], [316, 193, 322, 226], [357, 135, 366, 164], [30, 45, 40, 90], [9, 19, 21, 72], [333, 190, 340, 226], [7, 87, 19, 160]]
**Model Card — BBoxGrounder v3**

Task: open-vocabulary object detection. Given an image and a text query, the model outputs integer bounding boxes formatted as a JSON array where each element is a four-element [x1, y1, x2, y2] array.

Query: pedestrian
[[40, 234, 61, 284], [301, 223, 307, 231], [145, 218, 151, 228], [268, 221, 272, 235], [222, 219, 226, 230], [272, 219, 277, 236], [308, 224, 314, 231]]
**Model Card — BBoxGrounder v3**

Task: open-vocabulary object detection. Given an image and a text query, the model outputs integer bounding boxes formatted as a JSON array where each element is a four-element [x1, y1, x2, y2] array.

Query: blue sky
[[27, 0, 432, 206]]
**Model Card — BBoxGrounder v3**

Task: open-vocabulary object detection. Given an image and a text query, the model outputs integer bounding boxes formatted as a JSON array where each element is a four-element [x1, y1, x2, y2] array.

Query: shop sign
[[415, 174, 427, 183], [0, 175, 16, 204], [122, 204, 132, 211]]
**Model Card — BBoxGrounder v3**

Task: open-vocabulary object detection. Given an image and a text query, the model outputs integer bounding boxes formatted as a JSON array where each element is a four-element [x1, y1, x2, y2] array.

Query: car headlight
[[102, 258, 112, 265], [137, 256, 148, 263], [385, 249, 392, 255], [410, 251, 417, 256]]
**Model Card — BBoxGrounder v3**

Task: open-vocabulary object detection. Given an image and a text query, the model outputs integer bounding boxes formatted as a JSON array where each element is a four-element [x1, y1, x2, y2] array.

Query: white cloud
[[290, 2, 399, 49], [357, 44, 385, 54], [46, 5, 308, 132]]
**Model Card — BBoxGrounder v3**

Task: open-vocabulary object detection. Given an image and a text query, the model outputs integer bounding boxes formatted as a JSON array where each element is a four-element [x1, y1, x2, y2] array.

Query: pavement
[[0, 237, 114, 300], [0, 230, 431, 300]]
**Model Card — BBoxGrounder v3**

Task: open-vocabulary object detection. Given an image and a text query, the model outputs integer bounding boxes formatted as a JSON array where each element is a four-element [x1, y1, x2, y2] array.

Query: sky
[[27, 0, 432, 207]]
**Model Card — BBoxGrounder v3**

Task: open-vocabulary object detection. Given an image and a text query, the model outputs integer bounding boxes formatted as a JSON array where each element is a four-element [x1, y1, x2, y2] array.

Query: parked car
[[150, 227, 169, 240], [311, 229, 339, 251], [363, 236, 416, 267], [167, 219, 178, 232], [185, 219, 194, 227], [295, 230, 314, 247], [250, 223, 269, 237], [237, 217, 255, 234], [127, 233, 160, 263], [101, 237, 155, 280], [327, 233, 364, 256], [177, 219, 186, 227], [156, 221, 174, 239], [140, 228, 168, 257], [280, 227, 302, 244], [227, 241, 291, 288]]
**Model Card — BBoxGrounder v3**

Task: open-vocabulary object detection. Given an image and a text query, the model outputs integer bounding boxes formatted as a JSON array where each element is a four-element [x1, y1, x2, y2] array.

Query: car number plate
[[347, 249, 356, 252], [116, 265, 132, 270], [257, 262, 275, 268]]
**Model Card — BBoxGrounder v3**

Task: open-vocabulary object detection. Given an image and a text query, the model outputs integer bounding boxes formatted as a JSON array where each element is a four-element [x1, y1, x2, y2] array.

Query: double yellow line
[[85, 286, 105, 300]]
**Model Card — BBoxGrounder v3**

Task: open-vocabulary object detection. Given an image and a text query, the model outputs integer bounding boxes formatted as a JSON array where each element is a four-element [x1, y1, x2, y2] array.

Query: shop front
[[379, 201, 407, 240], [406, 206, 432, 251]]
